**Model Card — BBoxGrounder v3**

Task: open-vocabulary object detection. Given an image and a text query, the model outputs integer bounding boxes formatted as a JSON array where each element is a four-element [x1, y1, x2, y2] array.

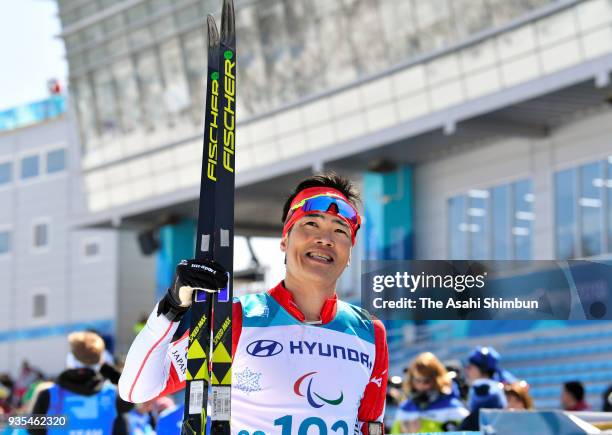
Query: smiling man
[[119, 172, 388, 434]]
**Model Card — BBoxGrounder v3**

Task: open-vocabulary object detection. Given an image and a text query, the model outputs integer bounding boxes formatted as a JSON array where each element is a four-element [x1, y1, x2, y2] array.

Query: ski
[[209, 0, 235, 432], [182, 1, 235, 434]]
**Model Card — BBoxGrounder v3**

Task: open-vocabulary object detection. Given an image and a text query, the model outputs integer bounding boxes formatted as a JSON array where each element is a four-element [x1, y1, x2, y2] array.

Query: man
[[30, 331, 128, 434], [561, 381, 590, 411], [119, 173, 389, 434], [459, 347, 507, 431]]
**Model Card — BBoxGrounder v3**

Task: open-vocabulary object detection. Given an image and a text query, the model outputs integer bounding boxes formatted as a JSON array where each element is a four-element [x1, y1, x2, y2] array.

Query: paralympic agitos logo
[[293, 371, 343, 408]]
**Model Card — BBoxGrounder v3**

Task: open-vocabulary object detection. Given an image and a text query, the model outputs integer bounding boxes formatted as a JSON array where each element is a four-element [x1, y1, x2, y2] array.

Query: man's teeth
[[308, 253, 332, 262]]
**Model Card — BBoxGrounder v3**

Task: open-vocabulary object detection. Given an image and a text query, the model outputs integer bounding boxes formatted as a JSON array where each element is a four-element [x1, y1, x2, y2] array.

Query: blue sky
[[0, 0, 67, 111]]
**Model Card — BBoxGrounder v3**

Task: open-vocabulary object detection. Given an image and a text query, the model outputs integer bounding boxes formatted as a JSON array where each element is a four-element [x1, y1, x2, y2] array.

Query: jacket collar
[[268, 281, 337, 324]]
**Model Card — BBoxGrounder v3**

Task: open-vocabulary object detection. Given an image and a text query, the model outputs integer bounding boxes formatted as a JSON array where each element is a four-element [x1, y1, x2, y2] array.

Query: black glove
[[158, 259, 228, 321]]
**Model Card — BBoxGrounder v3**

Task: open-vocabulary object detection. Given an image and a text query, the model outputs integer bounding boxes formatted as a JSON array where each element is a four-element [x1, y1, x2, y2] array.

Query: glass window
[[0, 231, 10, 254], [175, 4, 200, 28], [182, 28, 206, 124], [93, 68, 121, 137], [608, 157, 612, 251], [103, 13, 125, 35], [112, 59, 143, 133], [33, 222, 49, 249], [468, 190, 489, 259], [126, 3, 150, 25], [579, 162, 603, 256], [513, 179, 533, 260], [128, 27, 152, 49], [160, 38, 190, 123], [47, 149, 66, 174], [449, 195, 467, 259], [0, 162, 12, 185], [135, 49, 167, 130], [21, 155, 39, 180], [73, 78, 98, 149], [32, 293, 47, 318], [491, 185, 510, 259], [555, 168, 576, 259], [449, 179, 533, 260], [84, 241, 100, 257]]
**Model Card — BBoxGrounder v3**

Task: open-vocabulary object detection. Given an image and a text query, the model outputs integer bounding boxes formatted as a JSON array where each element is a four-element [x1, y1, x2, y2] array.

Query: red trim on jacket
[[268, 281, 338, 324]]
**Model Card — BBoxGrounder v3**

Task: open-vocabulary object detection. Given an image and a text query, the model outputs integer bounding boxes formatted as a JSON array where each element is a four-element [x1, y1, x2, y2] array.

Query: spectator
[[561, 381, 590, 411], [156, 402, 184, 434], [459, 347, 507, 431], [602, 384, 612, 412], [13, 361, 43, 408], [29, 331, 128, 435], [125, 400, 156, 434], [0, 374, 14, 414], [392, 352, 468, 433], [504, 381, 534, 410]]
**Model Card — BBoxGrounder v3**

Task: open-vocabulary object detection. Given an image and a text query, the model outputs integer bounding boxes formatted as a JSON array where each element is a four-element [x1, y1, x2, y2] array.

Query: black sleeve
[[116, 394, 134, 415], [112, 412, 130, 435], [27, 388, 50, 435], [100, 363, 121, 385]]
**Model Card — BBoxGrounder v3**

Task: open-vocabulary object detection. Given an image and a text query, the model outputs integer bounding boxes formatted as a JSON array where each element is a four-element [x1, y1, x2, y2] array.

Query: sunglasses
[[288, 194, 361, 228]]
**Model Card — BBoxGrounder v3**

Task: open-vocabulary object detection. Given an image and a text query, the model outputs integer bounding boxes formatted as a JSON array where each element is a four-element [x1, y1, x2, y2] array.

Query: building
[[0, 96, 125, 375], [55, 0, 612, 406]]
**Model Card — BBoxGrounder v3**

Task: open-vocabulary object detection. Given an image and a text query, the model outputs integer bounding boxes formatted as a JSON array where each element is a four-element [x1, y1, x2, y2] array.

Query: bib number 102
[[274, 415, 348, 435]]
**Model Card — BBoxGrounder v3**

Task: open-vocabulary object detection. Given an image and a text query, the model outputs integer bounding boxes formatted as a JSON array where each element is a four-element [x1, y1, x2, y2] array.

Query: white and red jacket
[[119, 282, 388, 434]]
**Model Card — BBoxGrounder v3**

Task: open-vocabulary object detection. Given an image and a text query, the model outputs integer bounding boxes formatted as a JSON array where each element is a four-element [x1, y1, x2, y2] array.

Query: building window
[[448, 179, 533, 260], [555, 157, 611, 259], [32, 221, 49, 250], [46, 148, 67, 174], [32, 292, 47, 318], [449, 196, 467, 259], [555, 168, 576, 259], [0, 230, 10, 255], [21, 155, 39, 180], [81, 238, 101, 262], [491, 185, 510, 260], [513, 179, 534, 260], [0, 162, 11, 185]]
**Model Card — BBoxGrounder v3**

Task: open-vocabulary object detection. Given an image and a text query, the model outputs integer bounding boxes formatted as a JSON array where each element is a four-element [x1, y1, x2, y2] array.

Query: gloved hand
[[158, 259, 228, 321]]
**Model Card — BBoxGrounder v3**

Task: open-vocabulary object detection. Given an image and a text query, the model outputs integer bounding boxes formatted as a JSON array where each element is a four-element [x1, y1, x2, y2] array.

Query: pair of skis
[[183, 1, 236, 434]]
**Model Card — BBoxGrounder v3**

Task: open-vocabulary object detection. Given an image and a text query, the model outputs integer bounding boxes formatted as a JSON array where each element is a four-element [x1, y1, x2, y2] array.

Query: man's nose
[[315, 231, 334, 246]]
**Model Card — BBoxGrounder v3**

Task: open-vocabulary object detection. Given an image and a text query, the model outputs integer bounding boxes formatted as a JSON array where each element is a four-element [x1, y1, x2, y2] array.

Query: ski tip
[[220, 0, 235, 44], [206, 15, 220, 48]]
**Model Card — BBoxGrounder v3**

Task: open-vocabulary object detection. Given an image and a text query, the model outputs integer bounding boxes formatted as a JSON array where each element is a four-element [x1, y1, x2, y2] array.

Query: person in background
[[13, 362, 43, 408], [156, 401, 185, 434], [0, 374, 14, 414], [459, 347, 507, 431], [504, 381, 534, 410], [602, 384, 612, 412], [561, 381, 590, 411], [392, 352, 468, 433], [125, 401, 156, 434], [29, 331, 127, 435]]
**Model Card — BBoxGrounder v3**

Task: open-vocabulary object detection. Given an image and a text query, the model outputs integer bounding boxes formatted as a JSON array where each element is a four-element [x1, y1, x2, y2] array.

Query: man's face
[[280, 212, 352, 287], [561, 388, 576, 410], [464, 363, 484, 385]]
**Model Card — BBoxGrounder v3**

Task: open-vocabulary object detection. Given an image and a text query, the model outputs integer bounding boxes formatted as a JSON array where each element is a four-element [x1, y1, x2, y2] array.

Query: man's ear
[[347, 250, 352, 267], [280, 235, 287, 253]]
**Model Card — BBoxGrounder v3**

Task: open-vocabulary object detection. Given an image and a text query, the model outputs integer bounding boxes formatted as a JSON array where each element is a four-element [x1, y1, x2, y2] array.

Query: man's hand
[[158, 259, 228, 321]]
